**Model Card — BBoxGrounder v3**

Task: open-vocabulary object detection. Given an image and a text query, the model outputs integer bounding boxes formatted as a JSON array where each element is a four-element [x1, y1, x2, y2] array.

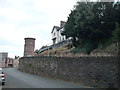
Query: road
[[2, 68, 86, 88]]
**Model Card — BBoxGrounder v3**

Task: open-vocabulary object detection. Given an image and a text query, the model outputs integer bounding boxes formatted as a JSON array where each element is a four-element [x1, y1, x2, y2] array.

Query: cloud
[[0, 8, 33, 22], [0, 0, 77, 58]]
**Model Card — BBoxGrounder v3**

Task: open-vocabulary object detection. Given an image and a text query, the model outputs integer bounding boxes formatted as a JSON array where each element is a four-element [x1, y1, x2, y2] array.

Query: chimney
[[60, 21, 66, 27]]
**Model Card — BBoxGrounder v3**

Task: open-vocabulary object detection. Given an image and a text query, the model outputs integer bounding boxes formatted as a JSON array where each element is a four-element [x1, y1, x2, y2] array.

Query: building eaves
[[57, 26, 64, 31], [51, 26, 60, 33]]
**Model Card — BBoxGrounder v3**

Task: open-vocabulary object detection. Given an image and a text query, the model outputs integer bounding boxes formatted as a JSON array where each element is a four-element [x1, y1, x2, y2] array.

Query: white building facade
[[51, 21, 66, 44]]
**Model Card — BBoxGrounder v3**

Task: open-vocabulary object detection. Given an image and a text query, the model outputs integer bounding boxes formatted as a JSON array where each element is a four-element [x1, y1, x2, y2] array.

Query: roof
[[51, 26, 60, 33], [24, 37, 36, 40], [51, 26, 65, 33]]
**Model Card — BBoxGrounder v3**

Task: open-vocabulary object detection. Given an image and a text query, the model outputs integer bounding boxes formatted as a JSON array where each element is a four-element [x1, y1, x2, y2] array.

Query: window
[[9, 60, 11, 63]]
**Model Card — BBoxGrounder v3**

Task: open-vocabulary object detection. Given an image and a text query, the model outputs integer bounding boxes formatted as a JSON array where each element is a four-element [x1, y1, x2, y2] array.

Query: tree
[[63, 10, 78, 47], [63, 1, 116, 54], [114, 1, 120, 25], [91, 2, 116, 45], [113, 23, 120, 43]]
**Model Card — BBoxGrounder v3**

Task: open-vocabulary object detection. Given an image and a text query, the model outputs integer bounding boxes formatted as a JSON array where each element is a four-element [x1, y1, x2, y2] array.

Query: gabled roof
[[51, 26, 60, 33]]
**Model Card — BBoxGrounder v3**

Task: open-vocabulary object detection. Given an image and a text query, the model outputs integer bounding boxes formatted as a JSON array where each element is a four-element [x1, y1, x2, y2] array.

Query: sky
[[0, 0, 118, 58], [0, 0, 78, 58]]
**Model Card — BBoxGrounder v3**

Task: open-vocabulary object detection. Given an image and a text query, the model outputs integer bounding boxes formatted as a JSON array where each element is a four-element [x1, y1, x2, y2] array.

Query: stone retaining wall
[[18, 56, 119, 88]]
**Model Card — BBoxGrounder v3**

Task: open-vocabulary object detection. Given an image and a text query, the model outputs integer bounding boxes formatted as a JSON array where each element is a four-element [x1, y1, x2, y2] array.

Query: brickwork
[[24, 38, 35, 57]]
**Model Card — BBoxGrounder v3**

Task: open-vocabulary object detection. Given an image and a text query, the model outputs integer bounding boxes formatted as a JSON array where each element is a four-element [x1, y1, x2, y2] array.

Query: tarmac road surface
[[2, 68, 87, 88]]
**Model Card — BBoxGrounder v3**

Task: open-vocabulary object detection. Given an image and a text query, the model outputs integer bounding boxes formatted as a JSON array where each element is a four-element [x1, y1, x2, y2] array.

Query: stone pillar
[[24, 38, 36, 57]]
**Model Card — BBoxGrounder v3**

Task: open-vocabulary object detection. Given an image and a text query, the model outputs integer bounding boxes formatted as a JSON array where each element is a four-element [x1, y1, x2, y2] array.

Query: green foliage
[[28, 63, 32, 67], [112, 23, 120, 43], [114, 1, 120, 25], [71, 40, 97, 54], [63, 10, 76, 38], [63, 1, 119, 54], [71, 47, 91, 54]]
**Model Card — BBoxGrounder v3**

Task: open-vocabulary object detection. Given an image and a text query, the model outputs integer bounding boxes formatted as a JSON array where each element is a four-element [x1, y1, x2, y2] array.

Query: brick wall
[[18, 56, 119, 88], [24, 38, 35, 57]]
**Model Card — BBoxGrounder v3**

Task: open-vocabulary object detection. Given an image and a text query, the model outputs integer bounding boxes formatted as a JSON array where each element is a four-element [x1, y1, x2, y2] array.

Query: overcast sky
[[0, 0, 78, 58], [0, 0, 118, 58]]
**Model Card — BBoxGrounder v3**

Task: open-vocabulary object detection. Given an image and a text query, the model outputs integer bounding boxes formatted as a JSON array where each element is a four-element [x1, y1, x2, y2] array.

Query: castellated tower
[[24, 37, 36, 57]]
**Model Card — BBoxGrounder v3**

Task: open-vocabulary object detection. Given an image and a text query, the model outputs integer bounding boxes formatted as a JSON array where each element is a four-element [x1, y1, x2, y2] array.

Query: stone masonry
[[18, 56, 119, 88]]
